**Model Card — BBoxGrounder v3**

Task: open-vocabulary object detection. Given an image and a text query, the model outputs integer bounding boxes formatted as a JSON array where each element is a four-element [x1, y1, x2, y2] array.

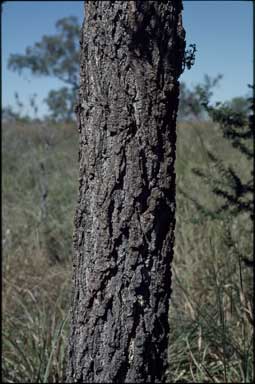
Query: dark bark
[[66, 1, 185, 382]]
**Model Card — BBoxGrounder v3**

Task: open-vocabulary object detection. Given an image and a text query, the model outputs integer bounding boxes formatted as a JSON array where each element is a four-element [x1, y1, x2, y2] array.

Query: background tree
[[197, 87, 253, 261], [178, 73, 223, 121], [8, 16, 80, 121], [182, 85, 253, 327], [66, 1, 185, 382], [181, 84, 253, 266], [45, 87, 77, 122], [224, 95, 250, 116]]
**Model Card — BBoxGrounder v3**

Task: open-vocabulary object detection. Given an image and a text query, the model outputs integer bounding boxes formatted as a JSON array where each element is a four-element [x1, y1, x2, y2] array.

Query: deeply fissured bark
[[66, 1, 185, 382]]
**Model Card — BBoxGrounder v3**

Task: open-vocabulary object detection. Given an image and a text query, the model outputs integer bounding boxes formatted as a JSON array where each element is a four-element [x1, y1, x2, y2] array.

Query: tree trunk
[[66, 1, 185, 382]]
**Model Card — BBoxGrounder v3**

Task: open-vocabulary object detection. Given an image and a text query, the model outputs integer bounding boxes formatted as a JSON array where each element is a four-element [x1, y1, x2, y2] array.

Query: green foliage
[[225, 96, 251, 116], [178, 75, 251, 124], [8, 16, 80, 86], [45, 87, 77, 122], [178, 74, 223, 120], [8, 16, 80, 121], [183, 43, 197, 71], [198, 88, 253, 220]]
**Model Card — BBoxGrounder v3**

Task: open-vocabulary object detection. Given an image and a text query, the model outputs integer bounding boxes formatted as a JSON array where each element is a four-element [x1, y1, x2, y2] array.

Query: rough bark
[[66, 1, 185, 382]]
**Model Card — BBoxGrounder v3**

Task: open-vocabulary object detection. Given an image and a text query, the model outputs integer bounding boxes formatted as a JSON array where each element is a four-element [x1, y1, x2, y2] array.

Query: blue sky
[[2, 1, 252, 118]]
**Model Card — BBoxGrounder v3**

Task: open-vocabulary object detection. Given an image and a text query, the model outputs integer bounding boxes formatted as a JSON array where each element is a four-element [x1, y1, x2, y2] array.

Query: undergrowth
[[2, 119, 253, 382]]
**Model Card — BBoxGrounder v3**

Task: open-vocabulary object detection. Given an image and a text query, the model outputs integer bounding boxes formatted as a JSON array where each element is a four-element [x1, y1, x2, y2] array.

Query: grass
[[2, 119, 253, 382], [2, 121, 76, 383], [169, 120, 253, 382]]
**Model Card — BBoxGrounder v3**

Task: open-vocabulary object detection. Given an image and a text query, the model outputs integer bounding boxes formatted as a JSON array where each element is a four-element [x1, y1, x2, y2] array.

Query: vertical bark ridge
[[67, 1, 185, 382]]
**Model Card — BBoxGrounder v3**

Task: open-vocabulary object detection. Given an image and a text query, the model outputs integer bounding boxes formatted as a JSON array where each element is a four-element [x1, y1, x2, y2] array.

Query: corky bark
[[66, 1, 185, 382]]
